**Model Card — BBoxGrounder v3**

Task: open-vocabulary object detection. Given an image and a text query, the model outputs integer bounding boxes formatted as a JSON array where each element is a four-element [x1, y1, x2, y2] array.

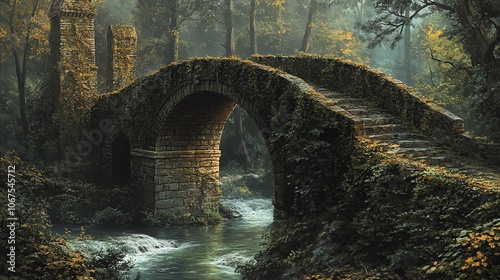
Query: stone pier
[[131, 149, 221, 216]]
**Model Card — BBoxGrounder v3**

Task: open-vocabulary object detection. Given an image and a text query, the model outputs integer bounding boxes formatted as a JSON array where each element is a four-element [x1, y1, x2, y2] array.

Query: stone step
[[414, 156, 448, 164], [320, 91, 345, 98], [362, 116, 399, 126], [320, 91, 363, 101], [329, 97, 365, 104], [376, 139, 433, 149], [311, 83, 500, 187], [346, 107, 373, 115], [368, 132, 425, 141], [364, 124, 403, 135], [385, 147, 439, 157], [333, 102, 365, 109]]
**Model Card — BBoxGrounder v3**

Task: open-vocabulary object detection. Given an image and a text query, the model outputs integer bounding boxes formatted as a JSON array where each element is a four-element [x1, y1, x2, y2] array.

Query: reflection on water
[[57, 198, 273, 280]]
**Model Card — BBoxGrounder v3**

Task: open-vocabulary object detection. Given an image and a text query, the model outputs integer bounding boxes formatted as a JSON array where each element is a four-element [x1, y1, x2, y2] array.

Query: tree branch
[[424, 0, 453, 12], [485, 19, 500, 60], [429, 47, 455, 68]]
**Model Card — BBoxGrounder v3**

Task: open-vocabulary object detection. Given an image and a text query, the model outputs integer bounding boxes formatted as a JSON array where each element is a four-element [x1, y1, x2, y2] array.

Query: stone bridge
[[89, 56, 500, 219]]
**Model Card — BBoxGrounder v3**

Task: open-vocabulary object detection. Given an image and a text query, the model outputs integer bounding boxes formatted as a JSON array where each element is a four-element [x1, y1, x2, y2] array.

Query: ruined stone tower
[[107, 25, 138, 91], [49, 0, 98, 150]]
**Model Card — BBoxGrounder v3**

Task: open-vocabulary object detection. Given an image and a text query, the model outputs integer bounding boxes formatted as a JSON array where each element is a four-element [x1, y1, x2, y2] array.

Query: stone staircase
[[312, 85, 500, 185]]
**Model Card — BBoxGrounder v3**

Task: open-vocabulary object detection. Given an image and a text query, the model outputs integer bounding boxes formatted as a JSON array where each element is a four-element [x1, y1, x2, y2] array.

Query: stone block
[[182, 168, 195, 175], [156, 199, 175, 209], [180, 182, 196, 190], [169, 183, 180, 191], [173, 198, 185, 206]]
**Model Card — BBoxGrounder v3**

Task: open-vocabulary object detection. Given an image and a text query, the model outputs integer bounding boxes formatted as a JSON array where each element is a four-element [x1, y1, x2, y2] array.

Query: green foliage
[[412, 15, 479, 129], [221, 183, 255, 198], [92, 207, 132, 227], [142, 207, 223, 226], [87, 246, 136, 280], [0, 151, 135, 279], [426, 219, 500, 279], [0, 215, 95, 279], [0, 151, 139, 225], [363, 0, 500, 140], [241, 138, 500, 279]]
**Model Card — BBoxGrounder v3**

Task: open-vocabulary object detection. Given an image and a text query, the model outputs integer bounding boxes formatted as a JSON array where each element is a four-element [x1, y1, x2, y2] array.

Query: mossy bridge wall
[[87, 56, 497, 219]]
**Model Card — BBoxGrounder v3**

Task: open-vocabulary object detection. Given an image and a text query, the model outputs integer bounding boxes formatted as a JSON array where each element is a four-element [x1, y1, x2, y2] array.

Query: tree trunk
[[300, 0, 317, 53], [224, 0, 235, 56], [13, 48, 29, 145], [454, 0, 489, 66], [249, 0, 258, 54], [234, 107, 253, 170], [403, 6, 412, 86], [167, 0, 179, 63]]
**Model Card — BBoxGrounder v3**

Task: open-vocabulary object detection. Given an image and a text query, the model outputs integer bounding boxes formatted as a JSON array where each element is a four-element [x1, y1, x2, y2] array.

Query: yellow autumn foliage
[[312, 19, 368, 63], [430, 223, 500, 278], [413, 16, 474, 122], [0, 0, 51, 61]]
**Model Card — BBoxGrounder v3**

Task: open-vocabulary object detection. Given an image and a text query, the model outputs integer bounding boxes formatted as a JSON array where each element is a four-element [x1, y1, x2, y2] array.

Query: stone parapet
[[251, 55, 500, 165], [251, 55, 464, 136]]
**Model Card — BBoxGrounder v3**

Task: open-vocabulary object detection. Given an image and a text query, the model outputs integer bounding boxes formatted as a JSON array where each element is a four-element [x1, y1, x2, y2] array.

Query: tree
[[233, 107, 254, 170], [300, 0, 317, 52], [249, 0, 258, 54], [0, 0, 50, 144], [223, 0, 235, 56], [166, 0, 218, 63], [166, 0, 180, 63], [134, 0, 217, 65], [403, 5, 412, 85], [364, 0, 500, 138], [300, 0, 336, 52], [312, 19, 367, 62], [365, 0, 500, 77], [346, 0, 374, 39], [413, 16, 473, 123]]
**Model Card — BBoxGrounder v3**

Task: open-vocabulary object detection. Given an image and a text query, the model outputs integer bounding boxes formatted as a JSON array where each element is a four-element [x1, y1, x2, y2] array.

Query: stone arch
[[148, 84, 276, 216], [91, 57, 362, 219]]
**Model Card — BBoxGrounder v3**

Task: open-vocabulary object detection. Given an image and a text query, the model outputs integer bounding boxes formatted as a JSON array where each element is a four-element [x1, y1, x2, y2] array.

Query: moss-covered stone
[[88, 57, 362, 221], [239, 143, 500, 279]]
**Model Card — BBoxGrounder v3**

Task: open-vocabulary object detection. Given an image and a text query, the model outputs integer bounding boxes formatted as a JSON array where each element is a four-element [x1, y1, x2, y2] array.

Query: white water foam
[[221, 198, 273, 223], [211, 252, 252, 269], [74, 233, 191, 265]]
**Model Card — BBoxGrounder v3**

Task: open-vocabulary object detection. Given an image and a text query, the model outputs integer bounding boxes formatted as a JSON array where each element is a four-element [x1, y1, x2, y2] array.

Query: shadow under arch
[[111, 132, 131, 186]]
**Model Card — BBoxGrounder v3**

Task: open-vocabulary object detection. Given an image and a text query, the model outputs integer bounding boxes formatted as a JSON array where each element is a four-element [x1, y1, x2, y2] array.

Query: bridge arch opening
[[150, 90, 276, 216], [220, 106, 275, 198], [112, 133, 131, 186]]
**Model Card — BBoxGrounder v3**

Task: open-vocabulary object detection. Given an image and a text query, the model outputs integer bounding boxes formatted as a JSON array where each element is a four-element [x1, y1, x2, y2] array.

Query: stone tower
[[49, 0, 98, 150], [107, 25, 138, 92]]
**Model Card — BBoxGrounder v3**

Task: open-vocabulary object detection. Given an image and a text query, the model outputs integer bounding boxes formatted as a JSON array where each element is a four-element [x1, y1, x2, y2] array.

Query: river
[[56, 198, 273, 280]]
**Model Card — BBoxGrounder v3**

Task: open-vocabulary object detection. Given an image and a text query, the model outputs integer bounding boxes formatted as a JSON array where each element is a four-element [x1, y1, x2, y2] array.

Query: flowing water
[[56, 198, 273, 280]]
